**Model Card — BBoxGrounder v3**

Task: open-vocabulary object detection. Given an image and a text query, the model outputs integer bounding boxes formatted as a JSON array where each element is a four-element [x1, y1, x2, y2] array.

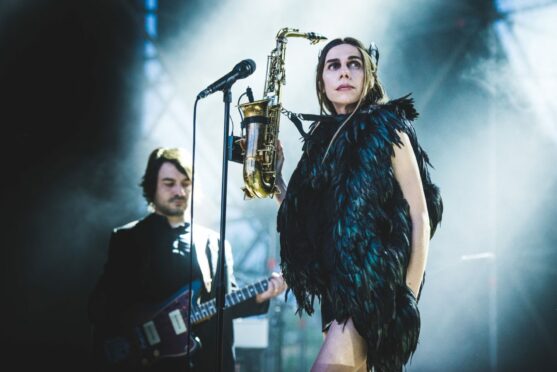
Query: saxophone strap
[[281, 109, 324, 140], [281, 106, 379, 140]]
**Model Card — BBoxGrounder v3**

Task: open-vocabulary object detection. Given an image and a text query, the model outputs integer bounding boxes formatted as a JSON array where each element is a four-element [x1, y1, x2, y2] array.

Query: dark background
[[1, 1, 556, 371], [1, 1, 142, 370]]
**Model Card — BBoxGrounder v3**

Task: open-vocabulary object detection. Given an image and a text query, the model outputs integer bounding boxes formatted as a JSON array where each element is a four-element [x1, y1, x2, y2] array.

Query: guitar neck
[[190, 278, 269, 324]]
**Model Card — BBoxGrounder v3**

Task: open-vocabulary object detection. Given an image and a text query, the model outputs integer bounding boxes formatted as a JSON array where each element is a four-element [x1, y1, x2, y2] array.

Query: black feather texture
[[277, 95, 443, 371]]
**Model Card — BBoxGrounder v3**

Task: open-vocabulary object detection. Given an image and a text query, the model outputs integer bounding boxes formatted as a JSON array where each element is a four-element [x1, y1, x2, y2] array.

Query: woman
[[275, 37, 443, 371]]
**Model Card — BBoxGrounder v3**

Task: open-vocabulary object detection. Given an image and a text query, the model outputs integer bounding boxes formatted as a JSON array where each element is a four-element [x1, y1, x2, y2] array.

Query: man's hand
[[256, 272, 287, 303]]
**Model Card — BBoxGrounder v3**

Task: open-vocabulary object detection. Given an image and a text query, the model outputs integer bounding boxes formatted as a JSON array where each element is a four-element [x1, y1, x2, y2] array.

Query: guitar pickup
[[168, 309, 188, 335], [142, 321, 161, 346]]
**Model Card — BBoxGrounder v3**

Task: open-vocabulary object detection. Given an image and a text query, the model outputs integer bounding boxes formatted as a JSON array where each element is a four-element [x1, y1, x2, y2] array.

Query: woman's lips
[[336, 84, 354, 91]]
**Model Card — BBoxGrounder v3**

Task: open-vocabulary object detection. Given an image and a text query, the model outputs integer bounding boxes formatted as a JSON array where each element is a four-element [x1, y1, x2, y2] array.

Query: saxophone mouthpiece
[[307, 32, 327, 44]]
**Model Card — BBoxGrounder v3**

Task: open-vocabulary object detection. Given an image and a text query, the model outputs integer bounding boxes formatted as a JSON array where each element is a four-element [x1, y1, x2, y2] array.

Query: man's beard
[[155, 197, 188, 217]]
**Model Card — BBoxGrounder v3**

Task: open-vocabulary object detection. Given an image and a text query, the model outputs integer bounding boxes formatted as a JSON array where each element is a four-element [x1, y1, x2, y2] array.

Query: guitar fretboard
[[190, 278, 269, 324]]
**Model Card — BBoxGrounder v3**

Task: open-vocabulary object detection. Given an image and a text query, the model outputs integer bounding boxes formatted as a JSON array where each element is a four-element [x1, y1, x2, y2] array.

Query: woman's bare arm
[[391, 131, 431, 298]]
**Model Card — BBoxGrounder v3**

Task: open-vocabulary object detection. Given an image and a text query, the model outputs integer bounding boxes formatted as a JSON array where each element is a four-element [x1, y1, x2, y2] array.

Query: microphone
[[197, 59, 256, 99]]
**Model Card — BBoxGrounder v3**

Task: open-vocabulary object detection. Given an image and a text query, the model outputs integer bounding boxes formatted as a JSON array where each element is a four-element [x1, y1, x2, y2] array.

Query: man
[[88, 147, 286, 371]]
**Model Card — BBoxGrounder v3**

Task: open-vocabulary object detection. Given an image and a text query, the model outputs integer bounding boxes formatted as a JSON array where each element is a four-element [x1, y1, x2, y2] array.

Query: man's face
[[152, 162, 192, 217]]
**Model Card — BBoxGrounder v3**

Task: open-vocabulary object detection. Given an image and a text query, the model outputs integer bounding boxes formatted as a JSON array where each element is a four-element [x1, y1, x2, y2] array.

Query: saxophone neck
[[275, 27, 327, 44], [264, 28, 327, 96]]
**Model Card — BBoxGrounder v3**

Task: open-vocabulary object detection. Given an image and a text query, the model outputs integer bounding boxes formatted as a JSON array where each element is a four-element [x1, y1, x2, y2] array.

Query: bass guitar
[[93, 277, 270, 369]]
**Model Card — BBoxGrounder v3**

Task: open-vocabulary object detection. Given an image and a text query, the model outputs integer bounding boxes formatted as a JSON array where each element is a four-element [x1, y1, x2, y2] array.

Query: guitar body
[[92, 277, 269, 369], [93, 281, 203, 369]]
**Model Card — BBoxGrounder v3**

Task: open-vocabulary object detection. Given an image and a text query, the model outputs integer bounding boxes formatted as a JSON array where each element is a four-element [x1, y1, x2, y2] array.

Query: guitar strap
[[192, 226, 214, 294], [192, 225, 232, 296], [208, 238, 230, 298], [205, 243, 214, 278]]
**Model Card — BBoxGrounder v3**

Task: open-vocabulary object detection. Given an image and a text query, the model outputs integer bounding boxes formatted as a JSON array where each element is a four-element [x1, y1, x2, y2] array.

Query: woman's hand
[[275, 139, 284, 176], [274, 140, 287, 205]]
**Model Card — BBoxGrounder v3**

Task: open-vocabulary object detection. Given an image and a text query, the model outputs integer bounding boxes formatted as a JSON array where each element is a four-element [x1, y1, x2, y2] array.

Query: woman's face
[[321, 43, 369, 114]]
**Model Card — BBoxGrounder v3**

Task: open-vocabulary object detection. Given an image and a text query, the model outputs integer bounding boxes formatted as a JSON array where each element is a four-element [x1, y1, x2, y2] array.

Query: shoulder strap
[[281, 106, 382, 140], [281, 109, 320, 140]]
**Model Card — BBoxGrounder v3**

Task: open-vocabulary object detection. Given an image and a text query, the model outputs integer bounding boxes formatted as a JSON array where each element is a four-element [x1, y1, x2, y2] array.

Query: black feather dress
[[277, 95, 443, 372]]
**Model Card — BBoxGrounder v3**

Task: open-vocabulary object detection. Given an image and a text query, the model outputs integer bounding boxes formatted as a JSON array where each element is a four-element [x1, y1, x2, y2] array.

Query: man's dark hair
[[140, 147, 192, 204]]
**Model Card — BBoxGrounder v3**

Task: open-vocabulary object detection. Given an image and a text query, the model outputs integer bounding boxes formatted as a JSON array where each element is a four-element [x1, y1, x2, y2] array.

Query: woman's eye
[[348, 61, 362, 69], [327, 62, 340, 70]]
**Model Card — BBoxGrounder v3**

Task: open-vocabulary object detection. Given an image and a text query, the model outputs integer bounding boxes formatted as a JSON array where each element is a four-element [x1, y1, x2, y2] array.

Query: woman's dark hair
[[316, 37, 388, 114], [140, 147, 192, 204]]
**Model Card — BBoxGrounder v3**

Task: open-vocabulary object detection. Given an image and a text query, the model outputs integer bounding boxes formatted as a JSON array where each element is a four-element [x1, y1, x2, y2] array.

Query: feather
[[277, 95, 443, 371]]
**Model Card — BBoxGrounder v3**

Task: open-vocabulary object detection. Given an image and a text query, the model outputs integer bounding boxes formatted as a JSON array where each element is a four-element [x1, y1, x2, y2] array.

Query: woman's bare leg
[[311, 318, 367, 372]]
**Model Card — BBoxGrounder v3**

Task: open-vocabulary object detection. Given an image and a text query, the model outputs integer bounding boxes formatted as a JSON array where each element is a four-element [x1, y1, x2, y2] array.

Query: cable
[[185, 95, 201, 369], [236, 86, 255, 122], [237, 91, 247, 122]]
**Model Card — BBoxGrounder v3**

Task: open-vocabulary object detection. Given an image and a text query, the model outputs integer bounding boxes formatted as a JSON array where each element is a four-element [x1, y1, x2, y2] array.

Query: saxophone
[[239, 27, 327, 199]]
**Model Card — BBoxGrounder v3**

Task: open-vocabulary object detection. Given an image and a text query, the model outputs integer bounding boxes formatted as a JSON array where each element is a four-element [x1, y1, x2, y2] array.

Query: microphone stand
[[215, 85, 232, 372]]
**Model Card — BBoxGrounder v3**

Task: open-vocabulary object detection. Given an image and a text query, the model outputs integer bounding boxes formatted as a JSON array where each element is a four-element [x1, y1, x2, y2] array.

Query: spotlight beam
[[418, 22, 481, 115], [498, 20, 557, 141], [498, 0, 557, 18]]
